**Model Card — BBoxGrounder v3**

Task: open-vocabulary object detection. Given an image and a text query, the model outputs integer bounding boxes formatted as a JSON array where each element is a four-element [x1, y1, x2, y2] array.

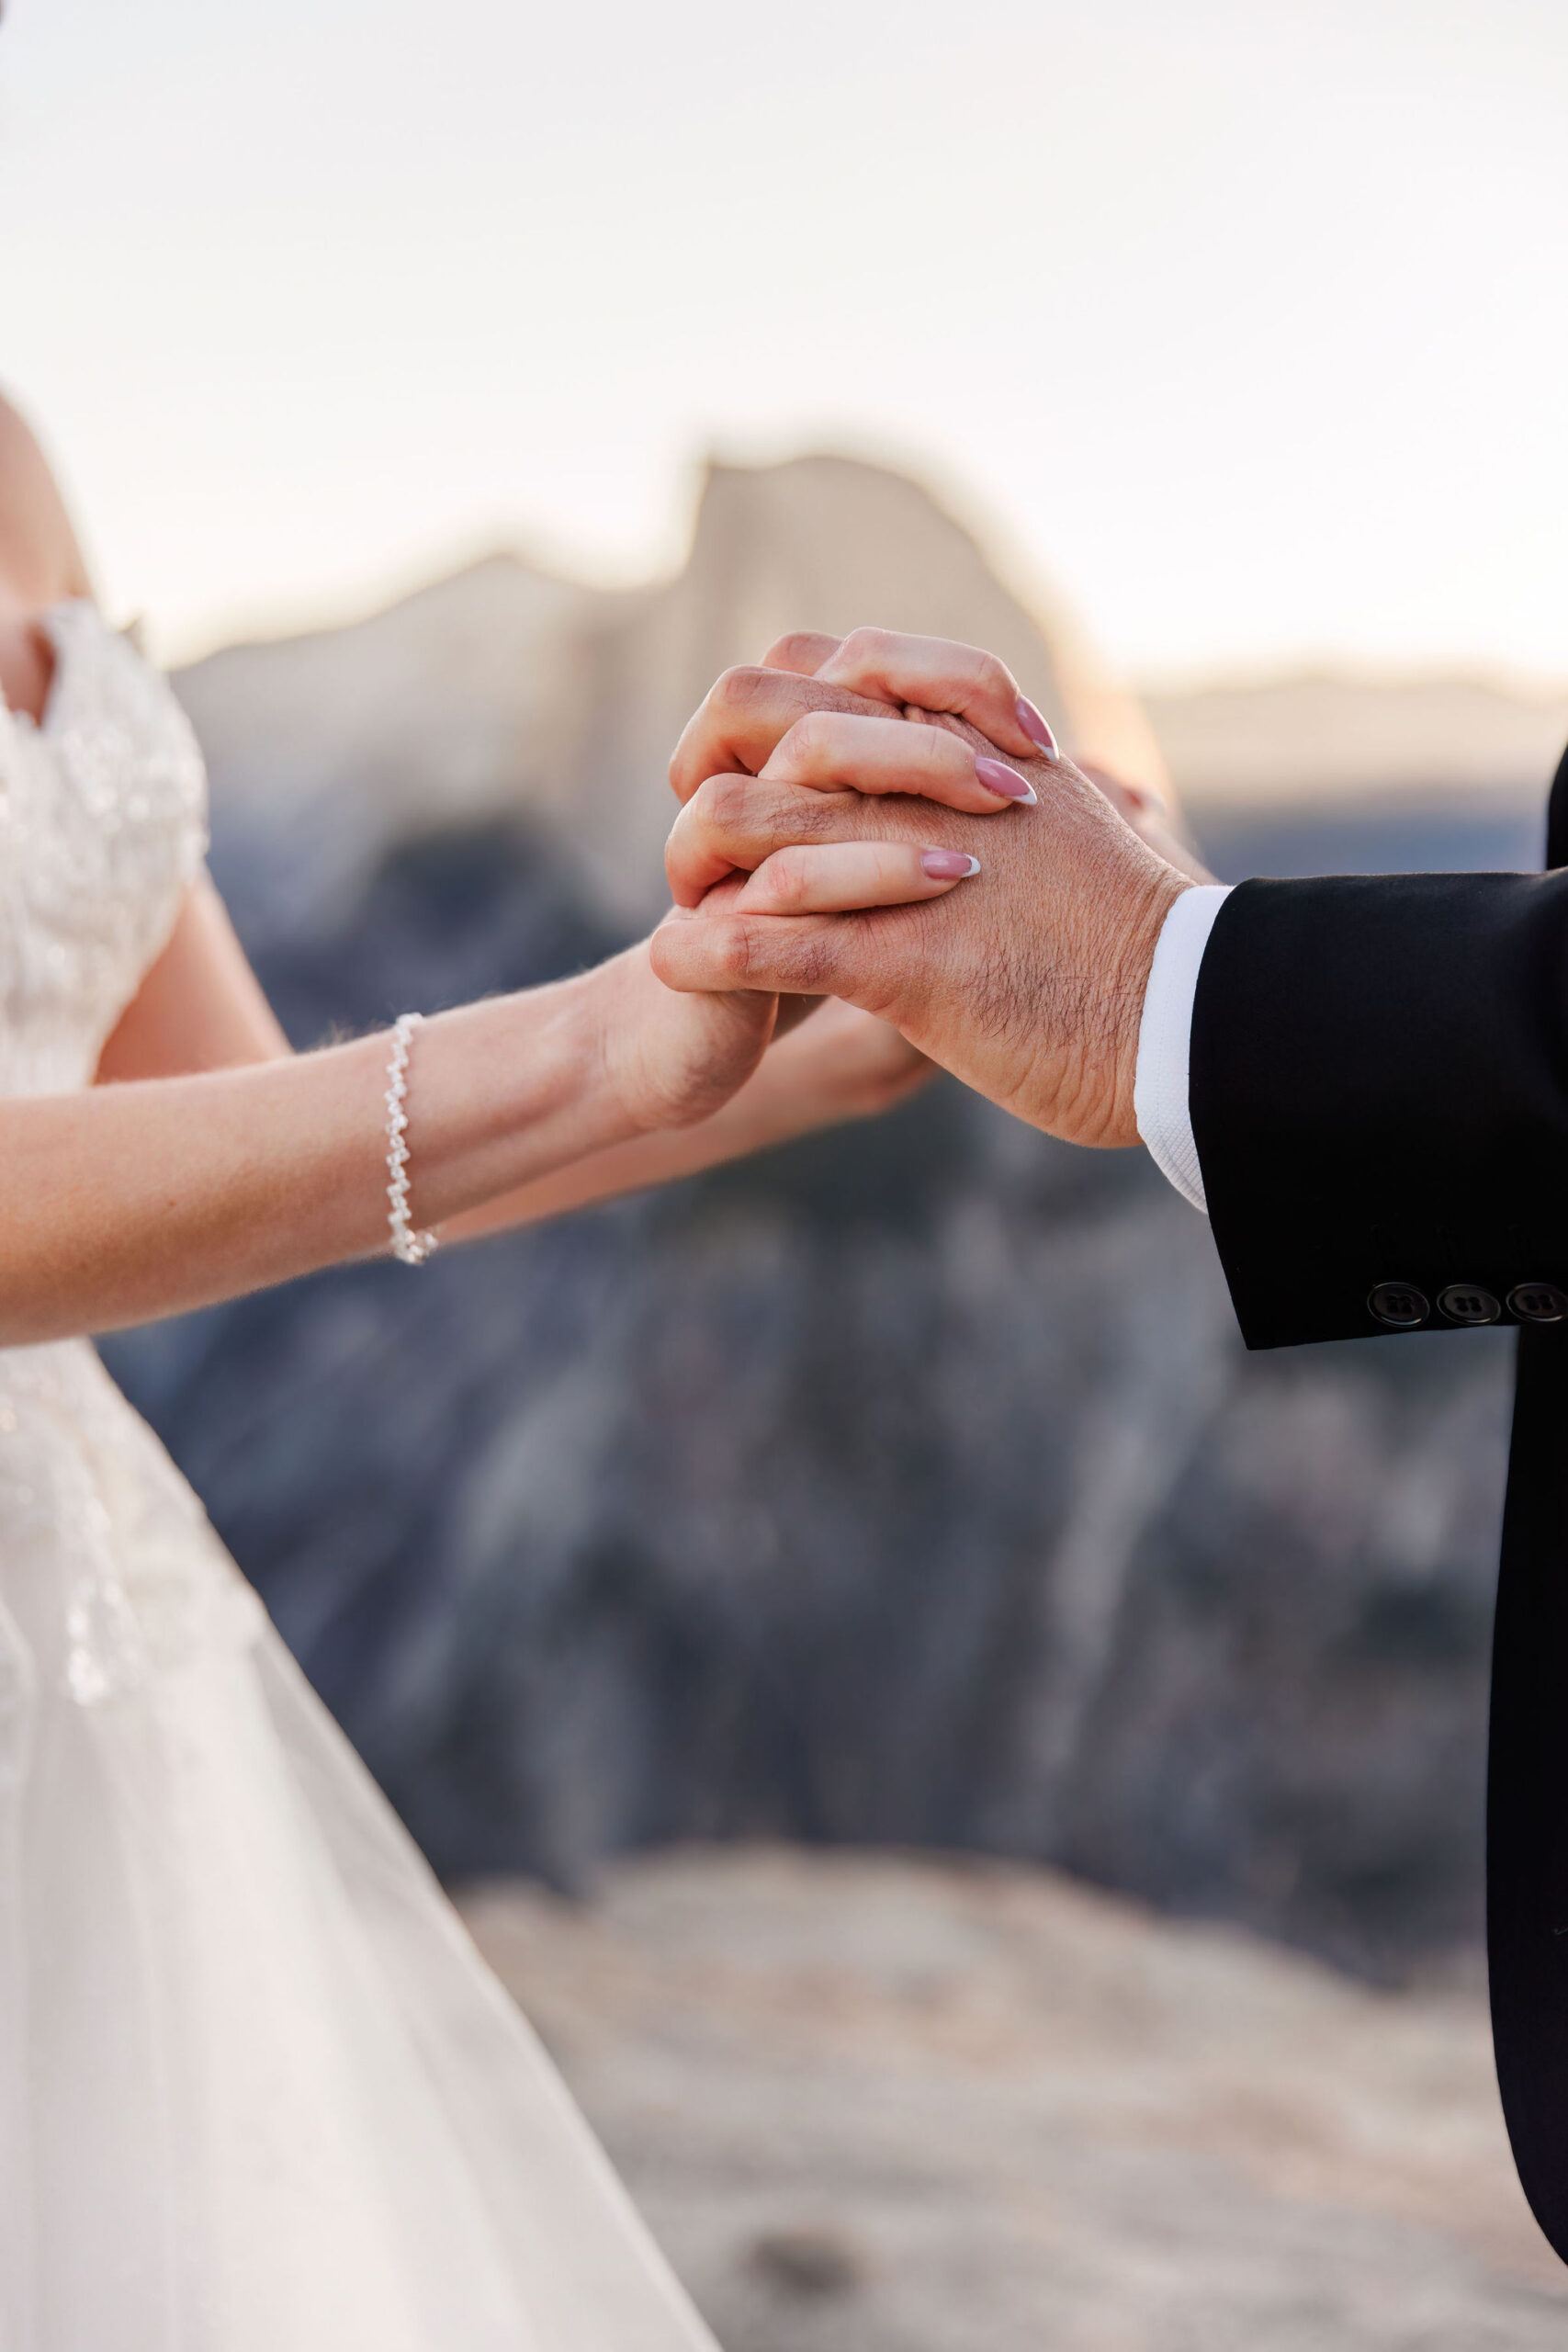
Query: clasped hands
[[654, 629, 1212, 1150]]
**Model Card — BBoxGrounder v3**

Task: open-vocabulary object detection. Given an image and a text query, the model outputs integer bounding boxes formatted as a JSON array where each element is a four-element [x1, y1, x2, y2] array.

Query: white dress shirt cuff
[[1133, 883, 1233, 1215]]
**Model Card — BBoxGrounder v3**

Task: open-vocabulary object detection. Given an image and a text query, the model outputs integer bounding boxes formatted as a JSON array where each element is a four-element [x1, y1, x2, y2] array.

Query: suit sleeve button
[[1508, 1283, 1568, 1324], [1438, 1284, 1501, 1325], [1369, 1282, 1429, 1328]]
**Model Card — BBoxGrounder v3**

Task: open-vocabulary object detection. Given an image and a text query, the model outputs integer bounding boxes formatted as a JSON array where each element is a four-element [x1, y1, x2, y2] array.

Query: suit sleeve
[[1189, 865, 1568, 1349]]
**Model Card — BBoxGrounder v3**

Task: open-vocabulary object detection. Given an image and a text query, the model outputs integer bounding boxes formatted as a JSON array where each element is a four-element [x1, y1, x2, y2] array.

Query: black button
[[1438, 1284, 1501, 1326], [1509, 1283, 1568, 1325], [1369, 1282, 1428, 1329]]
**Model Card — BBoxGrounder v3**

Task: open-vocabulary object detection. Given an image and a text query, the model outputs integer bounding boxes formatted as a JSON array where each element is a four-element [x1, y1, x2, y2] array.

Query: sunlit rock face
[[109, 453, 1552, 1984], [173, 451, 1165, 930]]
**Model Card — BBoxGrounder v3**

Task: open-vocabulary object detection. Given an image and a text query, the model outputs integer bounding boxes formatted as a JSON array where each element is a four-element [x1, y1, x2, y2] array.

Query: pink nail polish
[[975, 755, 1037, 805], [1016, 696, 1058, 759], [920, 849, 981, 880]]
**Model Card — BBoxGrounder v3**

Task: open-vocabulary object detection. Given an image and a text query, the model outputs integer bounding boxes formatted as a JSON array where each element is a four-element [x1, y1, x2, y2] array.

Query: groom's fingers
[[735, 840, 980, 915], [651, 902, 876, 1007], [812, 628, 1056, 765], [669, 667, 893, 804], [667, 738, 1023, 908], [666, 775, 863, 907], [761, 711, 1036, 814], [665, 758, 1004, 907], [669, 646, 1053, 820]]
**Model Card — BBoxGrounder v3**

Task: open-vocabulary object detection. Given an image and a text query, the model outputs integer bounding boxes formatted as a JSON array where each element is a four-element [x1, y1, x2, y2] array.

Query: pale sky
[[1, 0, 1565, 682]]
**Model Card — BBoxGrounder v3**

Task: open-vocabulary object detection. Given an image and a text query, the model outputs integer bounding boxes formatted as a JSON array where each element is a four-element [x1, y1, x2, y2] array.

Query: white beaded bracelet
[[385, 1013, 438, 1267]]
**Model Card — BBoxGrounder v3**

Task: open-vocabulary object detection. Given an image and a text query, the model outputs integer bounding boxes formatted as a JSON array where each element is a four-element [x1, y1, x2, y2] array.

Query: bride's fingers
[[666, 762, 1012, 909], [812, 628, 1057, 765], [666, 775, 860, 908], [753, 631, 1059, 784], [761, 711, 1037, 813], [735, 841, 980, 916], [760, 630, 843, 677], [671, 667, 899, 805]]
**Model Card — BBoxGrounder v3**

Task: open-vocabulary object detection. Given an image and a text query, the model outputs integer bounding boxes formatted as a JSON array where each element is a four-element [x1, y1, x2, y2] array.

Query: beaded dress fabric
[[0, 604, 715, 2352]]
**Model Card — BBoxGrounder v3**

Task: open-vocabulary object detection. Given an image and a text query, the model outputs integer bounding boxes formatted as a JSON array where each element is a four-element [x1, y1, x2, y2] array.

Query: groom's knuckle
[[783, 927, 841, 994], [702, 772, 752, 835], [709, 664, 771, 722], [750, 786, 817, 853], [725, 913, 801, 988], [800, 790, 843, 842], [744, 914, 819, 989], [708, 919, 761, 986]]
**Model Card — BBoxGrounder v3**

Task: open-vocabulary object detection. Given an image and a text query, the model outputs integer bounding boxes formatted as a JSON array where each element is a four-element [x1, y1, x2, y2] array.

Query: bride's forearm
[[441, 1004, 931, 1242], [439, 1082, 809, 1240], [2, 972, 638, 1346]]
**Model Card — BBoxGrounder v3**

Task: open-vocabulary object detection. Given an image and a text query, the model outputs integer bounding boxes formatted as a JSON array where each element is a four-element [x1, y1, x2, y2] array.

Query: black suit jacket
[[1189, 741, 1568, 2261]]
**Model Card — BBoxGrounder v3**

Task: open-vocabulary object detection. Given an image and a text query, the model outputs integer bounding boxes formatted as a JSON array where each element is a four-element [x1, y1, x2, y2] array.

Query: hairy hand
[[657, 643, 1194, 1148], [752, 625, 1215, 884]]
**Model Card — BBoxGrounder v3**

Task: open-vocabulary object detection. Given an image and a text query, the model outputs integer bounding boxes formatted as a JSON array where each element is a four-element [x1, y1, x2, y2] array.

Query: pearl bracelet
[[385, 1013, 438, 1267]]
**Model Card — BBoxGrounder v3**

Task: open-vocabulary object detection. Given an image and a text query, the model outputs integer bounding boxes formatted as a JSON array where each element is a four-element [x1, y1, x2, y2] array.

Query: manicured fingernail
[[920, 849, 981, 880], [1016, 696, 1058, 759], [975, 755, 1036, 805]]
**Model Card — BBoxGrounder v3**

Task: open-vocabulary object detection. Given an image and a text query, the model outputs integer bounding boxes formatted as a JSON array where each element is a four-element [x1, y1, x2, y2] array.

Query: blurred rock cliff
[[105, 454, 1568, 1983]]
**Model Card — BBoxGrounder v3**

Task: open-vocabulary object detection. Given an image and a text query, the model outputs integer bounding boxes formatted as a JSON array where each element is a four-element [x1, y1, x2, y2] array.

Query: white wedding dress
[[0, 602, 717, 2352]]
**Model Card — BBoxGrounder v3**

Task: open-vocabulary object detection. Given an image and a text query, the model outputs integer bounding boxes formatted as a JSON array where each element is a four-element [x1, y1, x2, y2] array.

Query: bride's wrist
[[566, 956, 662, 1146], [576, 943, 687, 1139], [400, 975, 644, 1227], [503, 966, 649, 1158]]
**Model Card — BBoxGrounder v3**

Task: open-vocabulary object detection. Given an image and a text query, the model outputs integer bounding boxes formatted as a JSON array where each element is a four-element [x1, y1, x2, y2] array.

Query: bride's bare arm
[[9, 939, 792, 1347], [0, 401, 969, 1337], [20, 820, 972, 1338], [93, 876, 931, 1259], [96, 875, 293, 1079], [440, 1000, 929, 1239]]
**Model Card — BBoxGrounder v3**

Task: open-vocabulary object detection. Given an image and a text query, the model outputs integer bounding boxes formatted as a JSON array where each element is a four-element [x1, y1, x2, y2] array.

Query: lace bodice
[[0, 600, 208, 1098], [0, 602, 250, 1721]]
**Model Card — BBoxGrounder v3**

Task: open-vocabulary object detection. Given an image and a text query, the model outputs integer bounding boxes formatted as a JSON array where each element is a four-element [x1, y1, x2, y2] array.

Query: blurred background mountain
[[105, 453, 1568, 1987]]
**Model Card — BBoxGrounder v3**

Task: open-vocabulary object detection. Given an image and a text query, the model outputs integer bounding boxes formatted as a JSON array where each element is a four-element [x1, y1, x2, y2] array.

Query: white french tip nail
[[919, 849, 982, 882], [974, 755, 1037, 806]]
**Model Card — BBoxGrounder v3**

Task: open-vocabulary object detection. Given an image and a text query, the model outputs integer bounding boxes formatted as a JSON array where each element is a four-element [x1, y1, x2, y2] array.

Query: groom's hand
[[656, 641, 1194, 1148], [742, 626, 1215, 884]]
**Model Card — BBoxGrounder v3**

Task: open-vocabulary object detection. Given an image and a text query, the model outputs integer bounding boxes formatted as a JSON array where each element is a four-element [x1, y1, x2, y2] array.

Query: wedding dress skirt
[[0, 604, 716, 2349]]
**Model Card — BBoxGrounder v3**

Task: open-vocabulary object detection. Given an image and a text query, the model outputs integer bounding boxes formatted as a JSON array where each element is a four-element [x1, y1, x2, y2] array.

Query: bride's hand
[[591, 858, 963, 1138]]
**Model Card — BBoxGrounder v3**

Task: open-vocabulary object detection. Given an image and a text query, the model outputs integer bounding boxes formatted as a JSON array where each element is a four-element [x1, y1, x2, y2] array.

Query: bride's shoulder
[[0, 386, 95, 605]]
